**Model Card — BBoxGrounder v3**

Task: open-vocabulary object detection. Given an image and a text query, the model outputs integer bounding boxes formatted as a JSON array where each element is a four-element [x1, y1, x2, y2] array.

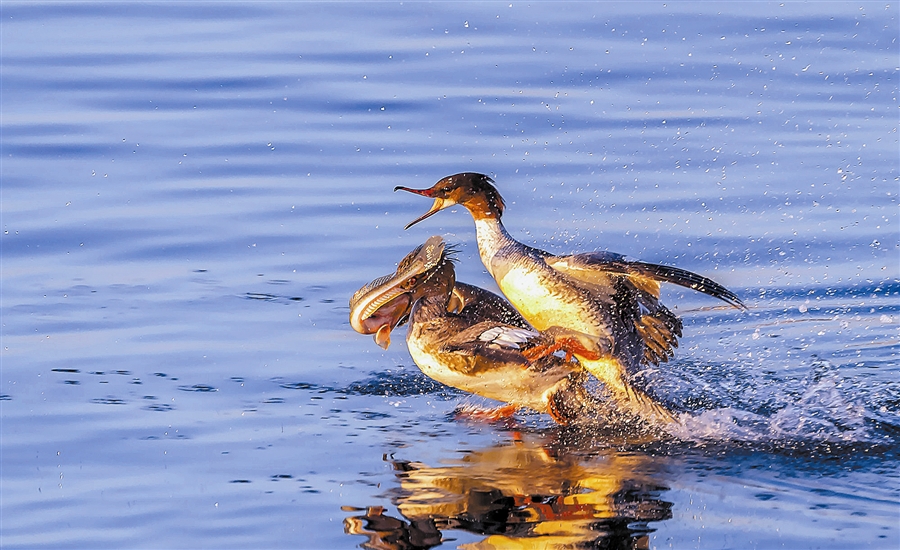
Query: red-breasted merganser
[[395, 173, 746, 425], [349, 236, 606, 424]]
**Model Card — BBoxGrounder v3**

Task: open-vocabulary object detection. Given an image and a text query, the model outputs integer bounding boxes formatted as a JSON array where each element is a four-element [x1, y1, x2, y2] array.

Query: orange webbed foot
[[521, 343, 562, 363], [540, 327, 605, 362], [454, 403, 519, 423], [554, 336, 602, 361], [522, 337, 601, 365]]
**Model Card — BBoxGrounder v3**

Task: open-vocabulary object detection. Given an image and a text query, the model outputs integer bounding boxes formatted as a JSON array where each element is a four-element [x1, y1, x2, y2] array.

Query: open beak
[[394, 186, 453, 230]]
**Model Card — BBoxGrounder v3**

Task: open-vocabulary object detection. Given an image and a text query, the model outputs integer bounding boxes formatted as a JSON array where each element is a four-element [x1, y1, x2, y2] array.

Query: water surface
[[2, 2, 898, 548]]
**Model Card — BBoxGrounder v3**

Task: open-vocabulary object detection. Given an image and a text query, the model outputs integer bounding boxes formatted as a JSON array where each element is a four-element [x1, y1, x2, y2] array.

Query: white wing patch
[[478, 326, 538, 349]]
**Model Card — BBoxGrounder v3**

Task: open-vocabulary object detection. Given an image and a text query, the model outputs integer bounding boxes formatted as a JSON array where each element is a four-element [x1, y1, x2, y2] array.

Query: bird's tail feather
[[580, 356, 676, 425]]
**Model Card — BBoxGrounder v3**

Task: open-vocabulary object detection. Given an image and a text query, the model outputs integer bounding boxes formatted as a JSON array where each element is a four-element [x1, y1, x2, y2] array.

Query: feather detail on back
[[442, 321, 539, 355], [476, 326, 540, 349], [440, 322, 533, 367]]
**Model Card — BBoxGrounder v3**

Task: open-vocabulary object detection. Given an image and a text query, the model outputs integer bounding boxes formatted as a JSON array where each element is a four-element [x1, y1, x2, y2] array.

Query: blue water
[[2, 2, 898, 548]]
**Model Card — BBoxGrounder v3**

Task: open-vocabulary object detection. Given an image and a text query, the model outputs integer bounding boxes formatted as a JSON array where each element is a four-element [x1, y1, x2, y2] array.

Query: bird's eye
[[440, 186, 452, 193], [407, 277, 417, 285]]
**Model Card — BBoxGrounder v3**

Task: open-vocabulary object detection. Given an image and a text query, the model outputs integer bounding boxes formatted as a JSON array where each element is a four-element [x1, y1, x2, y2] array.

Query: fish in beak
[[349, 273, 413, 350], [349, 236, 448, 349]]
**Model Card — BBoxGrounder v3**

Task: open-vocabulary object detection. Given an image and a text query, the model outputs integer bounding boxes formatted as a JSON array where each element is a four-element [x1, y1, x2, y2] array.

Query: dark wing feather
[[634, 299, 683, 365], [546, 252, 746, 310]]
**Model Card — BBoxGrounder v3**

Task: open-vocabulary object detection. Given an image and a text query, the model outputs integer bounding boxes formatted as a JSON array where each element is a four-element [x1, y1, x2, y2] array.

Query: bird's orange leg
[[556, 336, 602, 361], [522, 336, 602, 364], [454, 403, 519, 423], [521, 342, 564, 362]]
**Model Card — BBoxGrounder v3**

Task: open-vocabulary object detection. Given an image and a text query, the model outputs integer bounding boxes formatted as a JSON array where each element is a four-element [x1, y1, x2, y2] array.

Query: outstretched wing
[[545, 251, 742, 366], [545, 251, 746, 309]]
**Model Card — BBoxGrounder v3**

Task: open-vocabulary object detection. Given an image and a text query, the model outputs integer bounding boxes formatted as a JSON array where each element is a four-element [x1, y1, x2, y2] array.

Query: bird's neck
[[473, 215, 516, 277], [409, 293, 451, 325], [463, 193, 502, 221]]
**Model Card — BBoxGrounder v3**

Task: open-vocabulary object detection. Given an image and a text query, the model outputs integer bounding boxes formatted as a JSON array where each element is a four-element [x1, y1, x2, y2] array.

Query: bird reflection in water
[[344, 428, 672, 549]]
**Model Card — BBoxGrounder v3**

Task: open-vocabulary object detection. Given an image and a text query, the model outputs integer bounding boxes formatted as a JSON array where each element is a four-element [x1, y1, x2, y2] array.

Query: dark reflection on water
[[345, 429, 672, 549], [344, 416, 900, 549]]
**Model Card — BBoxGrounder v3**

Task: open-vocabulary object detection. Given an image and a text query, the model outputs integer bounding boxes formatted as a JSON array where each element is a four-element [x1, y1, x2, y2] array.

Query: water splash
[[667, 360, 899, 447]]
